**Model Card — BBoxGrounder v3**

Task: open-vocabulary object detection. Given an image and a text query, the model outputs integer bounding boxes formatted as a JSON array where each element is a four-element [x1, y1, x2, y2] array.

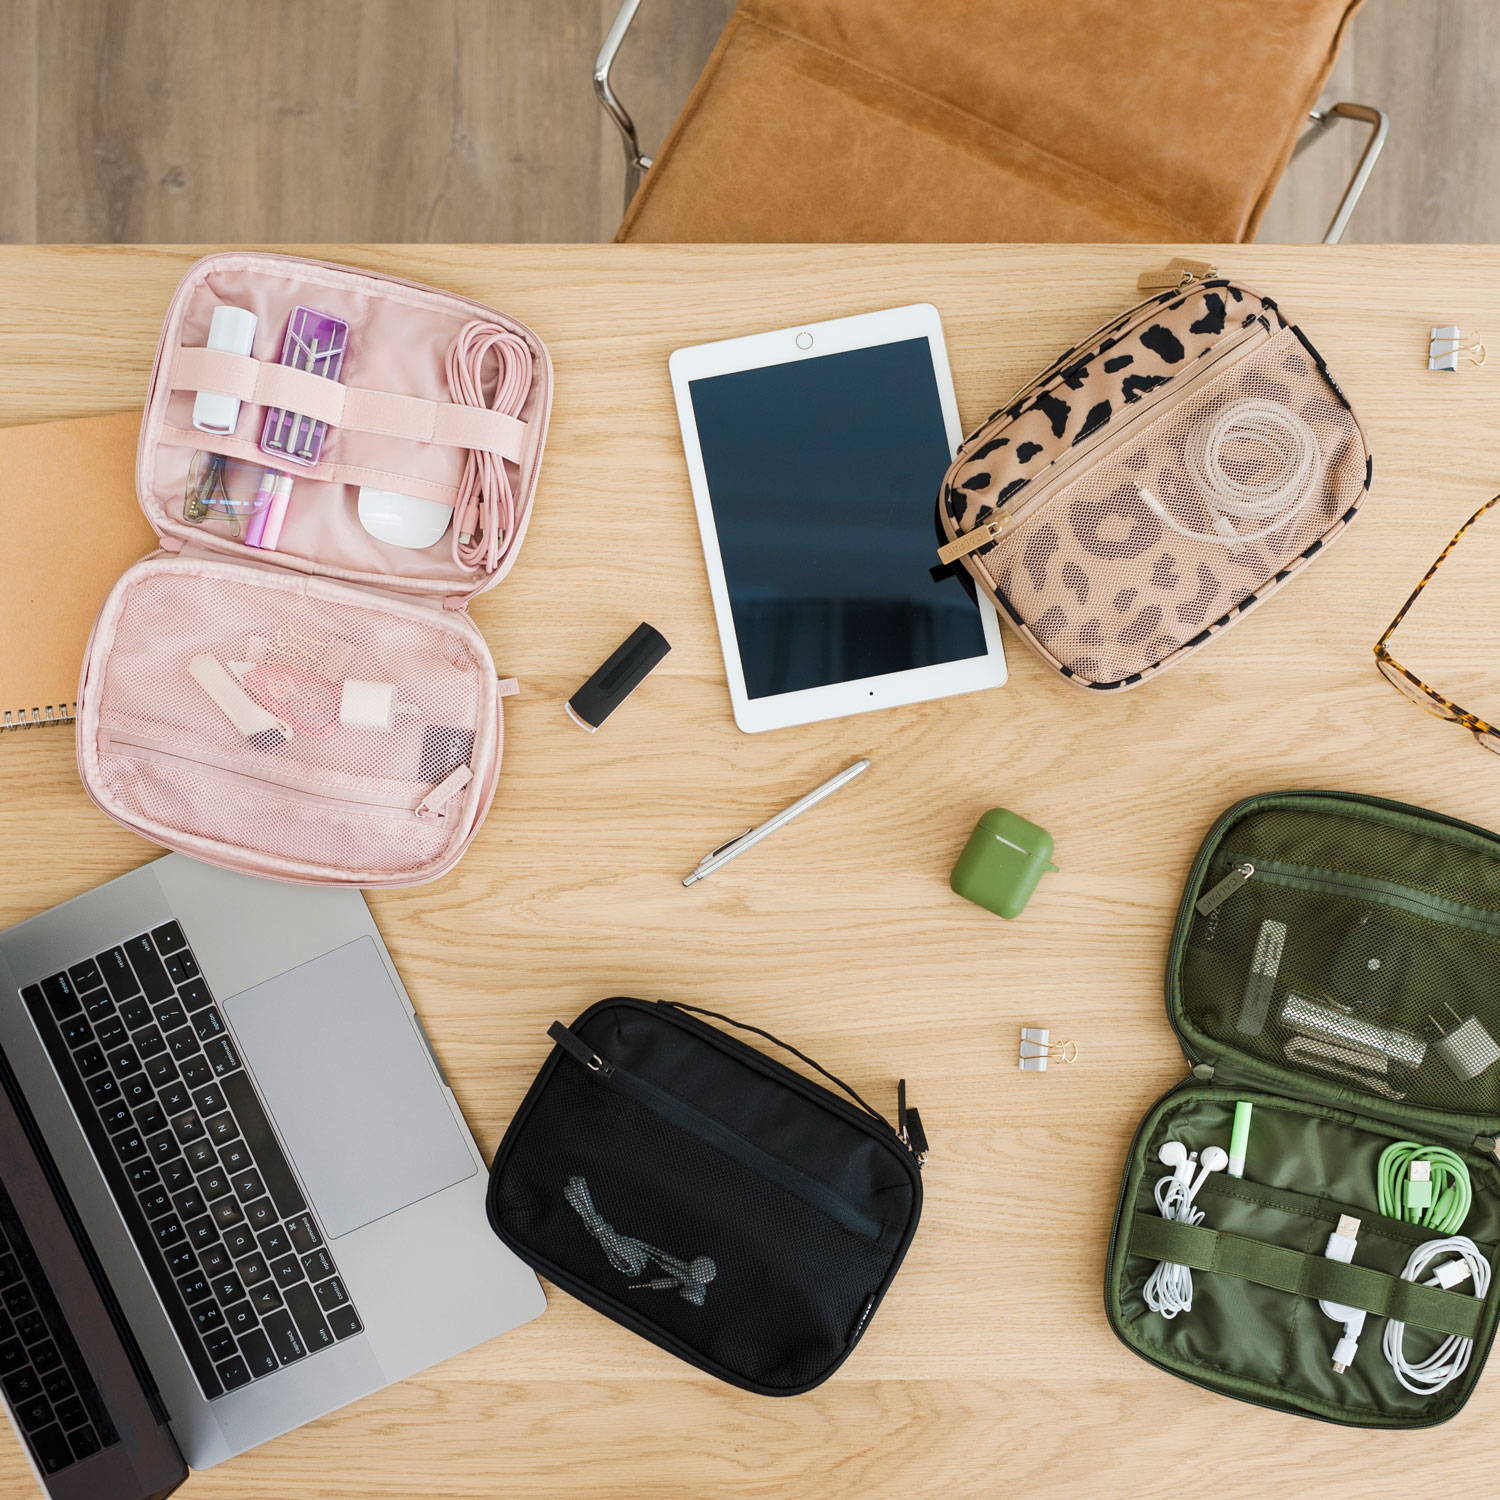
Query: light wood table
[[3, 245, 1500, 1499]]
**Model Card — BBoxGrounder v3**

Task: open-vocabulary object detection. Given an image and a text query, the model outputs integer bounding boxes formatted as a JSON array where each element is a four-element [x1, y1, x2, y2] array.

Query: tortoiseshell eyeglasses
[[1374, 493, 1500, 753]]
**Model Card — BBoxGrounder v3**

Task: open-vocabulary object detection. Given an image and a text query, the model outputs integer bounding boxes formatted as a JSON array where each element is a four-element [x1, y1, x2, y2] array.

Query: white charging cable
[[1319, 1215, 1367, 1373], [1381, 1236, 1490, 1394], [1144, 1142, 1228, 1318], [1141, 396, 1322, 546]]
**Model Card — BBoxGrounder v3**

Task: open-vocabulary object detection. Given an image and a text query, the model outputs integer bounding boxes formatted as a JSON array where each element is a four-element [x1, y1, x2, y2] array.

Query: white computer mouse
[[356, 487, 453, 549]]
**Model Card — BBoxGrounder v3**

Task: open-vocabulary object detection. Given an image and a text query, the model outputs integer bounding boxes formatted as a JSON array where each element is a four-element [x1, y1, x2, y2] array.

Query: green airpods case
[[949, 808, 1057, 919]]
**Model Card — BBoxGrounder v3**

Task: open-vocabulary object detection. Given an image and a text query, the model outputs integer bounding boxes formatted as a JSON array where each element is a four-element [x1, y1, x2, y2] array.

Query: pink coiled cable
[[446, 319, 534, 574]]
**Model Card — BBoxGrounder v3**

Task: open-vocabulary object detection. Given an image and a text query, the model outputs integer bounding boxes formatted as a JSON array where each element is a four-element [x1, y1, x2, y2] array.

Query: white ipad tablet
[[670, 303, 1006, 734]]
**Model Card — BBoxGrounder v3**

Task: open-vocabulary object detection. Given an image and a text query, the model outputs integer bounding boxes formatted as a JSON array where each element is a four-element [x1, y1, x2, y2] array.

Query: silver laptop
[[0, 854, 544, 1485]]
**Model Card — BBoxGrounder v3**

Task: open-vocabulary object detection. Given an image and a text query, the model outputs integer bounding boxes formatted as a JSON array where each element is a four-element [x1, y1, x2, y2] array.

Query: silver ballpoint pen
[[682, 759, 871, 887]]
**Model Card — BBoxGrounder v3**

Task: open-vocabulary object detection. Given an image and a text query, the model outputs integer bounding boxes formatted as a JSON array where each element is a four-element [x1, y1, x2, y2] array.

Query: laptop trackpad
[[223, 937, 473, 1239]]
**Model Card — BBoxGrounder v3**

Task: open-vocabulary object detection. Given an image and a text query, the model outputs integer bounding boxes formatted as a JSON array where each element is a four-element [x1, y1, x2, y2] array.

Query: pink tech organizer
[[76, 252, 553, 886]]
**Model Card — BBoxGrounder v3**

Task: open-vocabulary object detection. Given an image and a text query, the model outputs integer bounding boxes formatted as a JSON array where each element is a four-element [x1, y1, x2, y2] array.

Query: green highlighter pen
[[1229, 1101, 1253, 1179]]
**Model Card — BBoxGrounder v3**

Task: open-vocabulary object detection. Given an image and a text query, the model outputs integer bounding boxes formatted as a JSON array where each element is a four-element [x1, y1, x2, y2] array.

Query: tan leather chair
[[598, 0, 1384, 244]]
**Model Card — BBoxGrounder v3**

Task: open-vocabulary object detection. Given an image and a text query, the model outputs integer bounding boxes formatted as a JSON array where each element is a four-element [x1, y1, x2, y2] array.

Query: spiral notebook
[[0, 411, 156, 731]]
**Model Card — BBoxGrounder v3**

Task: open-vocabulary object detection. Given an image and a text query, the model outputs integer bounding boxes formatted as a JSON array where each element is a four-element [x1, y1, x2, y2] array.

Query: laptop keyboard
[[0, 1175, 119, 1476], [21, 923, 362, 1401]]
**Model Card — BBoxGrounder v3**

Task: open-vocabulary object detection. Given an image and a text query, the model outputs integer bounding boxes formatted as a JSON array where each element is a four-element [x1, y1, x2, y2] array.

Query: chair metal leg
[[594, 0, 654, 213], [1294, 102, 1390, 244]]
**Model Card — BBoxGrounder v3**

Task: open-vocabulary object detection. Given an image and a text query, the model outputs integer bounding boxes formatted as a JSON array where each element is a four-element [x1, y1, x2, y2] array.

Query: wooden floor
[[2, 0, 1498, 244]]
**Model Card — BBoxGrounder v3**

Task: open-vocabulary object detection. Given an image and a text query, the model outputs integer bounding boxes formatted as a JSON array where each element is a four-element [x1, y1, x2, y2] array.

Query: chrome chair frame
[[593, 0, 1387, 242]]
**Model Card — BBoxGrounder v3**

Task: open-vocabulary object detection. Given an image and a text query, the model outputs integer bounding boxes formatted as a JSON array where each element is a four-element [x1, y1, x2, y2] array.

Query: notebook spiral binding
[[2, 703, 76, 731]]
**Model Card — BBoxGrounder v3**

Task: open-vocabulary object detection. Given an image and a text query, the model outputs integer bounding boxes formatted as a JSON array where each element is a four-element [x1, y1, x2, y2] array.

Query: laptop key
[[173, 1187, 207, 1222], [244, 1198, 277, 1233], [39, 973, 81, 1020], [16, 1394, 52, 1429], [68, 959, 102, 992], [41, 1368, 72, 1402], [204, 1038, 240, 1076], [135, 1101, 168, 1138], [0, 1254, 18, 1286], [73, 1043, 107, 1078], [144, 1053, 178, 1088], [211, 1199, 245, 1231], [200, 1167, 231, 1201], [119, 997, 152, 1031], [84, 992, 116, 1024], [151, 921, 186, 955], [98, 948, 141, 1003], [106, 1045, 142, 1078], [94, 1014, 128, 1050], [270, 1254, 303, 1291], [114, 1129, 146, 1163], [257, 1225, 291, 1261], [86, 1074, 121, 1108], [285, 1213, 323, 1254], [152, 1217, 185, 1250], [153, 997, 187, 1033], [125, 934, 174, 1001], [158, 1158, 192, 1193], [68, 1425, 101, 1460], [99, 1101, 133, 1134], [135, 1024, 168, 1060], [192, 1302, 225, 1334], [180, 1055, 215, 1089], [147, 1131, 180, 1164], [178, 1272, 211, 1305], [158, 1081, 190, 1117], [239, 1328, 277, 1378], [327, 1304, 362, 1341], [53, 1394, 85, 1430], [192, 1083, 227, 1117], [193, 1009, 226, 1042], [262, 1309, 305, 1365], [218, 1140, 252, 1175], [179, 979, 214, 1014], [212, 1273, 245, 1306], [301, 1248, 334, 1282], [223, 1225, 257, 1258], [217, 1355, 252, 1392], [205, 1112, 239, 1147], [0, 1337, 24, 1371], [231, 1169, 265, 1203], [138, 1187, 172, 1220], [3, 1284, 35, 1317], [284, 1283, 334, 1352], [184, 1137, 216, 1171], [59, 1014, 92, 1050], [238, 1252, 271, 1287], [163, 1244, 197, 1277], [167, 1027, 200, 1063], [170, 1111, 205, 1146], [3, 1367, 40, 1402], [31, 1423, 72, 1473], [204, 1327, 236, 1362], [122, 1075, 153, 1109], [249, 1282, 282, 1315], [185, 1218, 219, 1252], [16, 1308, 46, 1343], [199, 1244, 233, 1277], [223, 1301, 256, 1338]]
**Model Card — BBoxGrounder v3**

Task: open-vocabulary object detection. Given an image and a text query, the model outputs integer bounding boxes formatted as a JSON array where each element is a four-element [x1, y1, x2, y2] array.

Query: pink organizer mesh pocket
[[81, 560, 498, 884], [980, 326, 1366, 685]]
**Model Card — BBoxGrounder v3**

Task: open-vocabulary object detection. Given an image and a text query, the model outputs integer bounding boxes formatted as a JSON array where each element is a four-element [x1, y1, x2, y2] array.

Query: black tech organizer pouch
[[1106, 790, 1500, 1426], [486, 998, 925, 1396]]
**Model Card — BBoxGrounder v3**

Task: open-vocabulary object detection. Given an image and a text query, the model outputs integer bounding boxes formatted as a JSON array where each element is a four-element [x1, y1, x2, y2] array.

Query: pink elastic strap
[[171, 346, 528, 460]]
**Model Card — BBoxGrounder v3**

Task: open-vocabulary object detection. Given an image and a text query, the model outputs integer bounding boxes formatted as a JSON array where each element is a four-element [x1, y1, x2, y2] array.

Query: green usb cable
[[1377, 1142, 1472, 1234]]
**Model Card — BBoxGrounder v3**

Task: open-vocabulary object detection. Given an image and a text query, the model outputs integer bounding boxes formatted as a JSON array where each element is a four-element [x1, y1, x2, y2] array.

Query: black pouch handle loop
[[660, 1000, 891, 1131]]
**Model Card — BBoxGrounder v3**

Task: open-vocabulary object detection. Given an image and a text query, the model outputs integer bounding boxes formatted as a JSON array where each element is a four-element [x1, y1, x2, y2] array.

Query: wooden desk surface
[[3, 244, 1500, 1498]]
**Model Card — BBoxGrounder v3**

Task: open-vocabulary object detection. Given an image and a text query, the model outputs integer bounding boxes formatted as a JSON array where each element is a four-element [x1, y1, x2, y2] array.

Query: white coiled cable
[[1143, 1171, 1203, 1318], [1382, 1236, 1491, 1394], [1142, 396, 1323, 546]]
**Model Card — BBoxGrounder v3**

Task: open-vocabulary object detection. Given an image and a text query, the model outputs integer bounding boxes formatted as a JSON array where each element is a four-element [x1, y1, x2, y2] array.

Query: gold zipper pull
[[936, 520, 1007, 566], [1195, 861, 1254, 916], [1137, 257, 1218, 293]]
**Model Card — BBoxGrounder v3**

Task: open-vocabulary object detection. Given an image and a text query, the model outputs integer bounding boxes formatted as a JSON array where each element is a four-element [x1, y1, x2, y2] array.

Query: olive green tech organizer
[[1107, 789, 1500, 1426]]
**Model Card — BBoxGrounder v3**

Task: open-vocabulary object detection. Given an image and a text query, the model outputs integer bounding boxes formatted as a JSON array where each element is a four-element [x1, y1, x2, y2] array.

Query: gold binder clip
[[1019, 1027, 1077, 1072], [1429, 326, 1487, 372]]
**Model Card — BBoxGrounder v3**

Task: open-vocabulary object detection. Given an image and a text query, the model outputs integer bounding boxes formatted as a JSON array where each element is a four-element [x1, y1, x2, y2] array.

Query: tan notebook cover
[[0, 411, 155, 730]]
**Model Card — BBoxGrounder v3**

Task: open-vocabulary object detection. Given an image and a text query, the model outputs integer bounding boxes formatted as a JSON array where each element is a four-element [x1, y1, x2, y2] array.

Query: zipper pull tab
[[547, 1021, 613, 1077], [1195, 861, 1255, 916], [897, 1079, 929, 1168], [936, 519, 1007, 566], [1137, 257, 1218, 292]]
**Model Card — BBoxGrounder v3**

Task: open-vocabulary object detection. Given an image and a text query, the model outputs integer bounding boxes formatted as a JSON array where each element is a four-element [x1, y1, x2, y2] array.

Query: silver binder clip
[[1019, 1027, 1076, 1072], [1429, 326, 1487, 372]]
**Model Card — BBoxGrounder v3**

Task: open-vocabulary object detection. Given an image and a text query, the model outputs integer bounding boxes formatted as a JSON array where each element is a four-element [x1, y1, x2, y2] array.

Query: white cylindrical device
[[192, 305, 259, 434]]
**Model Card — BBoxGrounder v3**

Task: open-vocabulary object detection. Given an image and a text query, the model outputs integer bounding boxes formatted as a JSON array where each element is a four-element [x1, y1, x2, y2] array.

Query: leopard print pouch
[[937, 264, 1371, 691]]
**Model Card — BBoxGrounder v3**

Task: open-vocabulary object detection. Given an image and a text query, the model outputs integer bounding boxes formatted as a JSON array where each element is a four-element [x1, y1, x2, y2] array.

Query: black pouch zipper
[[547, 1022, 892, 1247]]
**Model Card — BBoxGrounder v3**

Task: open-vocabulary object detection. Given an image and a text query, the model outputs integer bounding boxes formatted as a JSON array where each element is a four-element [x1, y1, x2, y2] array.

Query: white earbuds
[[1188, 1145, 1229, 1204], [1158, 1140, 1195, 1184]]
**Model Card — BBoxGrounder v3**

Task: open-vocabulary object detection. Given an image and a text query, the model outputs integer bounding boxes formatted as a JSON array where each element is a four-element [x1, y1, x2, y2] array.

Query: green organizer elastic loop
[[1131, 1213, 1483, 1341]]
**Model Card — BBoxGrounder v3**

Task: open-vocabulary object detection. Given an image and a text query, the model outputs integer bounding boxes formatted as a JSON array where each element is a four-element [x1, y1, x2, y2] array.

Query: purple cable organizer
[[259, 306, 349, 465]]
